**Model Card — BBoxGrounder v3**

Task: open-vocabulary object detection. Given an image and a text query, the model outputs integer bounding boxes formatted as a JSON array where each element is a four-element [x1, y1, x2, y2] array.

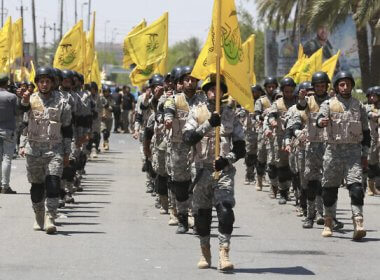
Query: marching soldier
[[317, 71, 370, 240], [19, 67, 72, 234]]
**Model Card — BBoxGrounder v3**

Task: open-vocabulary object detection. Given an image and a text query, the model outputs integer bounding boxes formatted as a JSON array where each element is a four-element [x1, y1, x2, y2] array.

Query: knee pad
[[30, 183, 45, 203], [102, 129, 110, 140], [155, 175, 168, 196], [195, 208, 212, 237], [62, 166, 76, 182], [216, 202, 235, 235], [245, 154, 257, 167], [300, 189, 307, 209], [267, 164, 277, 179], [173, 180, 191, 202], [78, 152, 87, 170], [45, 175, 61, 198], [256, 161, 266, 176], [93, 132, 100, 146], [306, 180, 318, 201], [368, 164, 380, 179], [322, 187, 339, 207], [278, 166, 291, 183], [348, 183, 364, 206], [167, 178, 174, 191]]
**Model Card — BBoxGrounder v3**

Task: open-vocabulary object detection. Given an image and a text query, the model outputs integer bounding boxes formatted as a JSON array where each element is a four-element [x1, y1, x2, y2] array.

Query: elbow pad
[[316, 115, 325, 128], [183, 130, 203, 145], [362, 129, 371, 148], [140, 103, 149, 110], [232, 140, 246, 160], [61, 125, 73, 139], [164, 108, 176, 117], [296, 103, 307, 111], [284, 127, 294, 140]]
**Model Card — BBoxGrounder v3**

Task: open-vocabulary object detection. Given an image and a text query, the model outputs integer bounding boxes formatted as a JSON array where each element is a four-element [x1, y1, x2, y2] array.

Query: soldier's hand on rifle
[[19, 147, 26, 157], [22, 90, 31, 104], [209, 112, 221, 127], [270, 120, 277, 128]]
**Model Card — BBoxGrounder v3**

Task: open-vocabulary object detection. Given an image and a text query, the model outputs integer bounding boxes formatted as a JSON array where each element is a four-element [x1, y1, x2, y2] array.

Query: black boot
[[278, 189, 288, 205], [176, 213, 189, 234], [302, 217, 314, 228]]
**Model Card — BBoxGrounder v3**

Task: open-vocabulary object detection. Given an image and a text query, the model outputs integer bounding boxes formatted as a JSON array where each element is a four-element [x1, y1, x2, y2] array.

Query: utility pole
[[31, 0, 38, 66], [88, 0, 91, 31], [40, 19, 47, 49], [16, 1, 28, 39], [75, 0, 77, 23], [47, 22, 58, 46], [1, 0, 3, 26], [59, 0, 63, 40]]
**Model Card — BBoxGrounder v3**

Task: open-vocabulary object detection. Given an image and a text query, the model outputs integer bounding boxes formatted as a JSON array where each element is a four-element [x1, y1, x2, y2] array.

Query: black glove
[[209, 112, 221, 127], [214, 157, 229, 171]]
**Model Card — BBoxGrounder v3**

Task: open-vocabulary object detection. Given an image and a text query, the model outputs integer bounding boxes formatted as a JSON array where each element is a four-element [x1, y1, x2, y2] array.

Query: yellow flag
[[298, 44, 304, 60], [85, 12, 96, 83], [242, 35, 256, 85], [125, 13, 168, 68], [192, 0, 253, 112], [298, 47, 323, 83], [123, 20, 147, 69], [0, 17, 12, 73], [129, 58, 166, 87], [29, 60, 36, 89], [322, 50, 341, 81], [53, 20, 85, 73], [11, 18, 23, 64], [90, 52, 101, 87], [14, 66, 29, 82]]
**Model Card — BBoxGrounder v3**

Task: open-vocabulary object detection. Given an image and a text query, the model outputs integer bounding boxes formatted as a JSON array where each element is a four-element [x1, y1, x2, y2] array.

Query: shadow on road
[[232, 265, 315, 275], [55, 230, 106, 236]]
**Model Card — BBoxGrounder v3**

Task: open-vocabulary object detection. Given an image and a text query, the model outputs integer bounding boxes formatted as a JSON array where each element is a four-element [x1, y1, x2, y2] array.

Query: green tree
[[238, 5, 265, 82], [254, 0, 380, 90], [168, 37, 202, 71]]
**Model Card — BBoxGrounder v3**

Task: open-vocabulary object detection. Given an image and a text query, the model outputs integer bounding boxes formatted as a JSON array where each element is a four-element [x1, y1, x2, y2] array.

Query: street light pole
[[81, 2, 88, 21]]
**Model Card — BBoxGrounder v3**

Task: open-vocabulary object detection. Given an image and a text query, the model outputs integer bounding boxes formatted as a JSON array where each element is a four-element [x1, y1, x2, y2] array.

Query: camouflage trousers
[[304, 142, 325, 182], [322, 143, 362, 188], [26, 154, 63, 183], [152, 146, 167, 177], [274, 135, 291, 190], [257, 129, 268, 164], [289, 146, 306, 189], [167, 142, 191, 182], [192, 164, 235, 212]]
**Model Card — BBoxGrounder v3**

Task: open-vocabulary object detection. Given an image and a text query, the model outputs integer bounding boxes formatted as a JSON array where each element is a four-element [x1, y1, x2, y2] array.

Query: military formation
[[132, 65, 380, 271], [1, 63, 380, 272]]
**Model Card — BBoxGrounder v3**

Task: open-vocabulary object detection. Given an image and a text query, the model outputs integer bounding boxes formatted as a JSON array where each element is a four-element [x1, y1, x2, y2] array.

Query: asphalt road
[[1, 133, 380, 280]]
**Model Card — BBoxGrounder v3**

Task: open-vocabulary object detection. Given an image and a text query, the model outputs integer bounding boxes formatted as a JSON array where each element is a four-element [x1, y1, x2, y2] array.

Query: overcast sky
[[4, 0, 257, 47]]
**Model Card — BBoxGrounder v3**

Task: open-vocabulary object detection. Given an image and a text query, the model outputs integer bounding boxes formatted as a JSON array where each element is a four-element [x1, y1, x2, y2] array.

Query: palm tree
[[255, 0, 380, 89], [168, 37, 202, 70]]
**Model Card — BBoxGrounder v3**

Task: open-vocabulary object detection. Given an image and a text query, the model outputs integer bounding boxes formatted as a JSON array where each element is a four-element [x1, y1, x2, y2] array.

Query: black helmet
[[170, 66, 183, 83], [201, 73, 228, 94], [372, 86, 380, 96], [35, 67, 55, 83], [77, 73, 84, 84], [251, 84, 264, 95], [53, 68, 63, 81], [311, 71, 330, 85], [333, 71, 355, 88], [366, 86, 374, 97], [61, 69, 74, 80], [280, 77, 296, 90], [0, 73, 9, 84], [90, 81, 98, 91], [295, 81, 312, 96], [149, 74, 164, 87], [164, 72, 172, 82], [102, 85, 110, 92], [263, 76, 278, 87], [179, 66, 193, 81]]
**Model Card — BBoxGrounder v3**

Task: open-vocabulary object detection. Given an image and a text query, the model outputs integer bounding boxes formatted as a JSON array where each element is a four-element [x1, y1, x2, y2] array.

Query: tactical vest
[[260, 96, 272, 115], [193, 104, 233, 164], [171, 93, 190, 143], [305, 96, 326, 143], [326, 97, 363, 144], [28, 93, 63, 144], [275, 97, 289, 133]]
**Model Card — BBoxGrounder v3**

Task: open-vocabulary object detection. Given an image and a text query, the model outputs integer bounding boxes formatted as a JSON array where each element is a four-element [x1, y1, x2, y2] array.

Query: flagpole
[[214, 0, 222, 178]]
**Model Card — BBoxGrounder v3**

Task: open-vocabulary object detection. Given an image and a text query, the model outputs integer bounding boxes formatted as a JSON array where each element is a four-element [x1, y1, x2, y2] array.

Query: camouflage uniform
[[164, 91, 207, 228], [317, 95, 370, 223], [100, 94, 115, 146], [237, 107, 258, 184], [183, 102, 245, 248], [297, 94, 330, 223], [135, 92, 154, 191], [366, 104, 380, 187], [21, 90, 72, 223], [265, 97, 296, 199], [254, 94, 276, 188]]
